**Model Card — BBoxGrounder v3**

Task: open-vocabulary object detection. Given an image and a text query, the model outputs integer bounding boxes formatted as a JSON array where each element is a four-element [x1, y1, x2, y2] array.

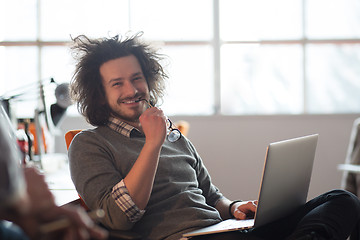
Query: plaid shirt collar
[[107, 116, 143, 138]]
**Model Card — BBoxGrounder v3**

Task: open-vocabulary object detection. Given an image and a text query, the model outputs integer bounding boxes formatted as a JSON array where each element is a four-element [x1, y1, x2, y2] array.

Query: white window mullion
[[213, 0, 221, 115]]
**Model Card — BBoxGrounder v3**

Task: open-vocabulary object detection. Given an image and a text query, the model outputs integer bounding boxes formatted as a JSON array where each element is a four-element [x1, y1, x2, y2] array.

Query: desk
[[43, 156, 78, 206]]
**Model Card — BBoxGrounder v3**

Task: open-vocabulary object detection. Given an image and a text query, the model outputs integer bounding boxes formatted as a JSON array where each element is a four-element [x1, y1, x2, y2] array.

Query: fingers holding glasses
[[140, 107, 166, 129], [140, 99, 182, 142]]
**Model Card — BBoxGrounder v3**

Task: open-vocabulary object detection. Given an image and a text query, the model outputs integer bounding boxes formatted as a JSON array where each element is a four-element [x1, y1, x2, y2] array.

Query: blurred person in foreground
[[0, 105, 108, 240]]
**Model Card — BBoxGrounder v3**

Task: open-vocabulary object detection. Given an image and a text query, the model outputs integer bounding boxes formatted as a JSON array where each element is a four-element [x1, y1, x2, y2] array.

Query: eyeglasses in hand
[[138, 99, 182, 142]]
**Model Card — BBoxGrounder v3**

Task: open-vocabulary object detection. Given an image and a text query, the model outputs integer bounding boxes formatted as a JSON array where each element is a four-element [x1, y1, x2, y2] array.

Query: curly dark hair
[[70, 33, 167, 126]]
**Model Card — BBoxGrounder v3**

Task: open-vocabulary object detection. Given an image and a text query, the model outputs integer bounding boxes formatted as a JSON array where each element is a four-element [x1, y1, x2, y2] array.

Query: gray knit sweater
[[68, 126, 223, 240]]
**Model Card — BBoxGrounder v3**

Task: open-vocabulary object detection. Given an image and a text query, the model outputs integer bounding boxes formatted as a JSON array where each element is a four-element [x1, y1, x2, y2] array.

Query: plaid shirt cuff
[[111, 180, 145, 223]]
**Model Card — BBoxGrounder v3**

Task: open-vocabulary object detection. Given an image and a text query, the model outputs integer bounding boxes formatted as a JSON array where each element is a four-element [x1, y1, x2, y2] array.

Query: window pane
[[40, 46, 74, 109], [41, 46, 74, 84], [306, 0, 360, 39], [221, 44, 303, 115], [0, 47, 38, 118], [306, 44, 360, 113], [220, 0, 302, 41], [0, 0, 37, 41], [130, 0, 213, 41], [159, 45, 214, 115], [40, 0, 129, 41]]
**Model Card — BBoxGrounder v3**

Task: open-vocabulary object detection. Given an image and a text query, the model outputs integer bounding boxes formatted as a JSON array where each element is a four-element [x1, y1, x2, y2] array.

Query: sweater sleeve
[[68, 130, 135, 230]]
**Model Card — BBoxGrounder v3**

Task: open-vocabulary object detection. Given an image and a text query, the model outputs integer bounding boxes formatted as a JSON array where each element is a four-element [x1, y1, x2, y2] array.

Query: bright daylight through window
[[1, 0, 360, 118]]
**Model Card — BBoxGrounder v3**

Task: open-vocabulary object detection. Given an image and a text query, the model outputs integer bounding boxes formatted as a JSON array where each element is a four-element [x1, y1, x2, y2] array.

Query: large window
[[1, 0, 360, 118]]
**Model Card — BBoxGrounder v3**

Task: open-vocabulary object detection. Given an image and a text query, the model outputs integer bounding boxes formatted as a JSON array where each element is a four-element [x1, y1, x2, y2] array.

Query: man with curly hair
[[68, 33, 360, 240]]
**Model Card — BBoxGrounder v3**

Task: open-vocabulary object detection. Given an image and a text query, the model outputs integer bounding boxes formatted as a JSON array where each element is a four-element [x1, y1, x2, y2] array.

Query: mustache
[[116, 94, 144, 104]]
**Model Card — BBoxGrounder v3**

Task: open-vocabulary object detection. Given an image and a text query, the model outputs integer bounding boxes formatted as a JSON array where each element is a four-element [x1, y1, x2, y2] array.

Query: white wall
[[56, 114, 360, 201]]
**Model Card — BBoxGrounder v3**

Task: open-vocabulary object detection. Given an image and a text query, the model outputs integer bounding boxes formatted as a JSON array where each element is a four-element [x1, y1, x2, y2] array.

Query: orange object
[[175, 120, 190, 137], [28, 123, 47, 155], [65, 130, 82, 150]]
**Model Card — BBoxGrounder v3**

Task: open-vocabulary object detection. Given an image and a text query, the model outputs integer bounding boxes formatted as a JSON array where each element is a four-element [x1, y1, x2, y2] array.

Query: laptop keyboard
[[216, 218, 254, 231]]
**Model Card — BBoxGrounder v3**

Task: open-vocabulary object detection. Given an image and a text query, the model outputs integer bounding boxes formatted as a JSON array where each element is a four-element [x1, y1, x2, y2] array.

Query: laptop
[[183, 134, 319, 238]]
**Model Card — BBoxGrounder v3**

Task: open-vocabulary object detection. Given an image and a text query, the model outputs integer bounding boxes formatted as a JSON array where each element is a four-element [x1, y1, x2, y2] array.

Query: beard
[[110, 108, 142, 124], [107, 93, 149, 125], [109, 101, 146, 125]]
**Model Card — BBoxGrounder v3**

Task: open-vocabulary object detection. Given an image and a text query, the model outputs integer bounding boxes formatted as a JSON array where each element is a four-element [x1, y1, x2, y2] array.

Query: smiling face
[[100, 55, 150, 127]]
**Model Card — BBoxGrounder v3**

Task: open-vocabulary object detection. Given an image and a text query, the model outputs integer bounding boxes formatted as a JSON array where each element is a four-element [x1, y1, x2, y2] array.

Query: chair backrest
[[175, 120, 190, 137], [65, 129, 82, 150], [341, 118, 360, 195]]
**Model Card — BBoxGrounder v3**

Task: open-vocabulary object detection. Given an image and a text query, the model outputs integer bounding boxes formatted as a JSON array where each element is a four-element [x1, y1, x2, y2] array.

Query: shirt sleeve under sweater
[[68, 126, 223, 239]]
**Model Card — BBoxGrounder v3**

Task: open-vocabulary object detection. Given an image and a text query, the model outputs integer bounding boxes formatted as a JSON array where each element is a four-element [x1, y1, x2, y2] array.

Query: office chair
[[339, 117, 360, 197]]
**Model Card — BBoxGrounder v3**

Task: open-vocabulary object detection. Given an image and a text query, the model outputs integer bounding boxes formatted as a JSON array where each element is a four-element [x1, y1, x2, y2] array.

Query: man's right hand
[[139, 106, 167, 148]]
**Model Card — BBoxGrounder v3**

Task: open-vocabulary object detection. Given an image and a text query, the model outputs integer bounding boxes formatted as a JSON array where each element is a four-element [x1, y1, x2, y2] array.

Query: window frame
[[1, 0, 360, 116]]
